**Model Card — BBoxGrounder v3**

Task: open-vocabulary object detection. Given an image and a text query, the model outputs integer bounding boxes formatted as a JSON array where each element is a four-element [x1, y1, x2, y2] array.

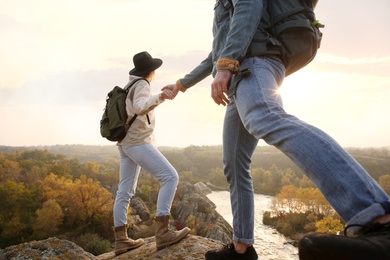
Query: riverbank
[[207, 191, 299, 260]]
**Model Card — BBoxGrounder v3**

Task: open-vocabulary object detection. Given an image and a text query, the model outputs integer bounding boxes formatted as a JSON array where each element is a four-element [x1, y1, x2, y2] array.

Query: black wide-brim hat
[[129, 51, 163, 76]]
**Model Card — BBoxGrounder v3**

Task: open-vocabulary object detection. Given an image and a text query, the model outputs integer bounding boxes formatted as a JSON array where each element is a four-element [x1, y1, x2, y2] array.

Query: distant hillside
[[0, 144, 118, 163], [1, 144, 389, 180]]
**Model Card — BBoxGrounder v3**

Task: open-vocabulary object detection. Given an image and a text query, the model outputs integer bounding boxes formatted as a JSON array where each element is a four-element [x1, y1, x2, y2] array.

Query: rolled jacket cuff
[[177, 79, 187, 92], [216, 57, 240, 73]]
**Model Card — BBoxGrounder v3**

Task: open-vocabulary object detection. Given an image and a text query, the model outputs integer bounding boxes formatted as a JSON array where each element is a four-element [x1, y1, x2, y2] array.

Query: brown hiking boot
[[114, 225, 144, 255], [155, 215, 191, 250]]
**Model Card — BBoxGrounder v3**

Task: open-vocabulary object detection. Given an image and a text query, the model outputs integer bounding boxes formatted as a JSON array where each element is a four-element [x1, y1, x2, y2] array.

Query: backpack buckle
[[219, 0, 232, 9]]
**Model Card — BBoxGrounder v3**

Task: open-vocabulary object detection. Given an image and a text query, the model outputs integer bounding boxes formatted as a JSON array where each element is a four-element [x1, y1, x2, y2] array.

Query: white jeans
[[113, 144, 178, 227]]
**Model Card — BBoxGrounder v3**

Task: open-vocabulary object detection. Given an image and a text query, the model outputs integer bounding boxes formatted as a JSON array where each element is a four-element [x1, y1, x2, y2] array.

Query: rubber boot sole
[[156, 228, 191, 250], [115, 240, 145, 255]]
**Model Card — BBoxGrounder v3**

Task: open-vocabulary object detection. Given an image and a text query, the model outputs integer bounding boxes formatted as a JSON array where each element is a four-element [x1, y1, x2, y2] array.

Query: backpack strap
[[124, 78, 146, 92], [128, 114, 138, 126], [125, 78, 149, 126]]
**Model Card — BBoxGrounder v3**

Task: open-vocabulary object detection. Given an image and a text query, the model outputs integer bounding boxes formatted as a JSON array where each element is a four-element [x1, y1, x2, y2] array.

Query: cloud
[[318, 54, 390, 66], [308, 53, 390, 78], [0, 0, 389, 147], [0, 49, 210, 106]]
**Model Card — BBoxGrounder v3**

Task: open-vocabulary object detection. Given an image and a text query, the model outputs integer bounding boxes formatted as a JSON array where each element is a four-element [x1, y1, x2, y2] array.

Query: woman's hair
[[142, 70, 155, 82]]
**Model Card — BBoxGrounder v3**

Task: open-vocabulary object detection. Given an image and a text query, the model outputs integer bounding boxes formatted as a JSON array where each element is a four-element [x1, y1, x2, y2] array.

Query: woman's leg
[[113, 146, 141, 227], [121, 144, 178, 216]]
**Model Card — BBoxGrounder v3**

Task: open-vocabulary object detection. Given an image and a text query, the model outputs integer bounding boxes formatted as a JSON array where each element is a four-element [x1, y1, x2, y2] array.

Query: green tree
[[208, 167, 227, 188], [1, 215, 26, 247], [0, 180, 40, 247]]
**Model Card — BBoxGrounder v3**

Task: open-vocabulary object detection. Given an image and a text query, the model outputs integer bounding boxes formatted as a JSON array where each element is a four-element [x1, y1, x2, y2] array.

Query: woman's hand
[[161, 83, 179, 99], [159, 89, 175, 101]]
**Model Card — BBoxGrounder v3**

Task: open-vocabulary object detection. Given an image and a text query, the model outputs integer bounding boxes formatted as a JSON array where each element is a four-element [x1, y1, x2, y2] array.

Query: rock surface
[[0, 237, 96, 260], [98, 235, 224, 260], [0, 235, 225, 260], [194, 182, 212, 195], [130, 196, 150, 221], [174, 182, 233, 244], [128, 181, 233, 244]]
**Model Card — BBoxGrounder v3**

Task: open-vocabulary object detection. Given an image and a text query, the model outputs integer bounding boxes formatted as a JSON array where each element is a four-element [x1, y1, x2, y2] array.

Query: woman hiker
[[113, 51, 190, 255]]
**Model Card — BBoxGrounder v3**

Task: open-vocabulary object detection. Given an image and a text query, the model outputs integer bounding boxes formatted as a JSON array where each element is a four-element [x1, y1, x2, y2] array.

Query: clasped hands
[[161, 70, 232, 106]]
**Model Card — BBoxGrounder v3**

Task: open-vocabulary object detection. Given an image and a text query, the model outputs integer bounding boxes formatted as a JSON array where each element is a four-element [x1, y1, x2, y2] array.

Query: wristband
[[216, 57, 239, 73], [177, 80, 187, 92]]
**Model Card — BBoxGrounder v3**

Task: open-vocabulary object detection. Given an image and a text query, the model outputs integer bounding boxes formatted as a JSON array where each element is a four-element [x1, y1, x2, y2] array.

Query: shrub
[[276, 222, 294, 236], [263, 211, 277, 226], [74, 232, 111, 256], [284, 212, 307, 233]]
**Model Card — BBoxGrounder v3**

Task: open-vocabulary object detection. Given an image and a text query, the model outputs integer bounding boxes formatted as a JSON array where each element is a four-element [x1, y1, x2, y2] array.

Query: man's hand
[[161, 84, 179, 99], [211, 70, 232, 106]]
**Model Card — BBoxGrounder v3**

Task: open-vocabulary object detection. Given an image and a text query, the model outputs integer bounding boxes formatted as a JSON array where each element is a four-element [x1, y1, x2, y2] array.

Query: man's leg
[[204, 67, 260, 260], [235, 56, 390, 230], [235, 56, 390, 259], [223, 96, 258, 247]]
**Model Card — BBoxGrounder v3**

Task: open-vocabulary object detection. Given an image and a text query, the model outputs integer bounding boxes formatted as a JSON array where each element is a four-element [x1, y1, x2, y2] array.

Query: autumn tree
[[33, 199, 63, 239], [299, 175, 315, 188], [296, 187, 333, 215], [38, 173, 73, 208], [69, 175, 113, 228], [0, 154, 21, 182], [280, 168, 299, 187], [273, 185, 334, 216], [39, 174, 113, 234], [379, 174, 390, 195], [252, 165, 296, 195], [78, 161, 100, 179], [273, 185, 298, 213], [315, 215, 344, 234]]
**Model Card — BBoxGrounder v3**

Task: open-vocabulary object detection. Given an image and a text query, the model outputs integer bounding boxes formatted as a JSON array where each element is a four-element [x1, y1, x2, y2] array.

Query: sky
[[0, 0, 389, 148]]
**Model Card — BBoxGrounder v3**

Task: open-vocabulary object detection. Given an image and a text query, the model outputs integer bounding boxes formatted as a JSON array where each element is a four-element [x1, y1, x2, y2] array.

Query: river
[[207, 191, 299, 260]]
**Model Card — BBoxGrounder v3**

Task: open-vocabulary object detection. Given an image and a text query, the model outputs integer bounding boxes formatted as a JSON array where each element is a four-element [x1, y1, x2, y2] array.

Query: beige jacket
[[117, 75, 163, 146]]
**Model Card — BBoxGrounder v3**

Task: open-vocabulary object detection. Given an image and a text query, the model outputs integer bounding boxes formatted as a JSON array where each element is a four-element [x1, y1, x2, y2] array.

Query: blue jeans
[[223, 56, 390, 244], [113, 144, 179, 227]]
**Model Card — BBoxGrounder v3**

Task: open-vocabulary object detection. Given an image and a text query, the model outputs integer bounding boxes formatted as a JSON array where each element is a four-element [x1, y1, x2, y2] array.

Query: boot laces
[[344, 222, 390, 237], [215, 243, 235, 253]]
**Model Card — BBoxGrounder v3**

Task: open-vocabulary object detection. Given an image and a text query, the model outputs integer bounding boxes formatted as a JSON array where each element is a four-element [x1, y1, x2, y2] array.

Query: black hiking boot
[[205, 243, 258, 260], [298, 221, 390, 260]]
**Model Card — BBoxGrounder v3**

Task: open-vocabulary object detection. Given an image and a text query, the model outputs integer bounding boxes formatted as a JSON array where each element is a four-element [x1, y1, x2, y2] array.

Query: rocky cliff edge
[[0, 235, 224, 260]]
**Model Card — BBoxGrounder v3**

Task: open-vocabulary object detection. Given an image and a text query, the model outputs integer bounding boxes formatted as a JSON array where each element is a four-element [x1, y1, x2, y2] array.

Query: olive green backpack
[[100, 78, 145, 142]]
